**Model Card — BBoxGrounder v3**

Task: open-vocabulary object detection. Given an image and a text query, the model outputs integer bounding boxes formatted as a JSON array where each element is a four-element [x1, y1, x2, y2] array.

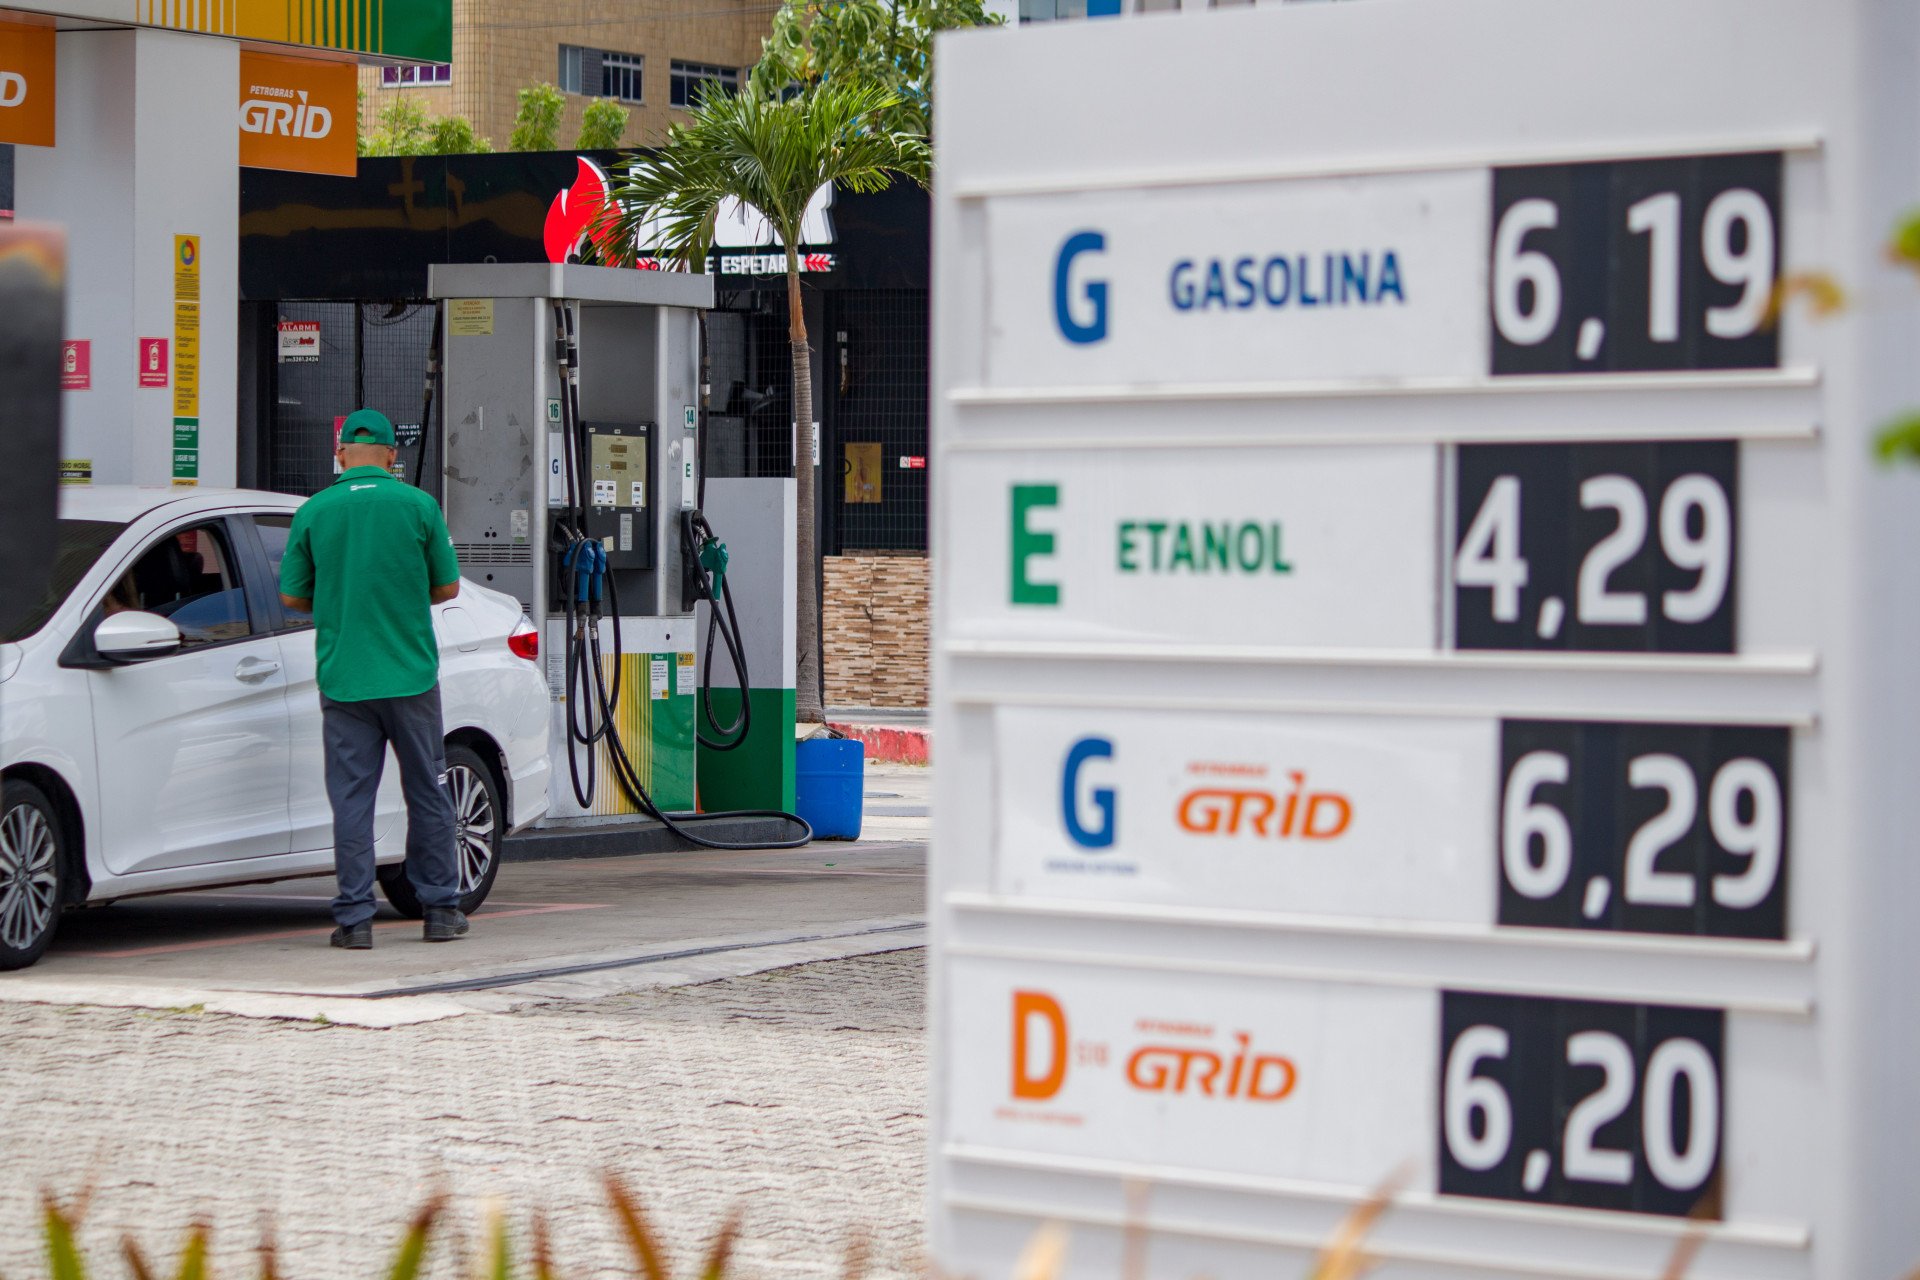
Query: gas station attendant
[[278, 409, 470, 950]]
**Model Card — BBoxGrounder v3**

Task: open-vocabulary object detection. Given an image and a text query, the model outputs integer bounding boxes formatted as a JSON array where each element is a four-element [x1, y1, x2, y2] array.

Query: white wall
[[17, 27, 237, 487]]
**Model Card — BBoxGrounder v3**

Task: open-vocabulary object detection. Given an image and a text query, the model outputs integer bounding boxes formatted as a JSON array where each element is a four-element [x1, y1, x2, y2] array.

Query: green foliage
[[1883, 210, 1920, 464], [1892, 207, 1920, 272], [603, 79, 929, 270], [43, 1195, 86, 1280], [1875, 411, 1920, 464], [25, 1179, 763, 1280], [362, 96, 492, 156], [578, 98, 631, 150], [753, 0, 1003, 135], [428, 115, 493, 155], [510, 82, 566, 152]]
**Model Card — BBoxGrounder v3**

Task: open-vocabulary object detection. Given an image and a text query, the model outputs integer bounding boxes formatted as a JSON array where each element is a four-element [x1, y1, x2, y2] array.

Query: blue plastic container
[[795, 737, 865, 840]]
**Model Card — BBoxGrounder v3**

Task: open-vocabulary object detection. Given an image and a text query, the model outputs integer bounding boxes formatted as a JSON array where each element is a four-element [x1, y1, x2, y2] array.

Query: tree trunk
[[788, 246, 825, 725]]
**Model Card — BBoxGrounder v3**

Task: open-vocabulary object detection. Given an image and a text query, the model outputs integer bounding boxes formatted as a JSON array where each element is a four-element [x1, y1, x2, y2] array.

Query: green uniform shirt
[[278, 466, 461, 703]]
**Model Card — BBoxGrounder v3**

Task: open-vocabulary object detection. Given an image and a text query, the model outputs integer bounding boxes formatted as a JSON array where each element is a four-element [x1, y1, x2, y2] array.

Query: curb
[[829, 721, 931, 765]]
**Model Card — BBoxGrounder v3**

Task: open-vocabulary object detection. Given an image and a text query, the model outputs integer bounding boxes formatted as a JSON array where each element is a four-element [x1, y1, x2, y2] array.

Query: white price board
[[996, 706, 1495, 923], [946, 445, 1436, 648], [933, 1, 1917, 1278], [983, 170, 1488, 389]]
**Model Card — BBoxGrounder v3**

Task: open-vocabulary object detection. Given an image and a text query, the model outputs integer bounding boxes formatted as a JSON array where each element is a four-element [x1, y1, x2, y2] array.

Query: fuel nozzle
[[697, 536, 729, 602]]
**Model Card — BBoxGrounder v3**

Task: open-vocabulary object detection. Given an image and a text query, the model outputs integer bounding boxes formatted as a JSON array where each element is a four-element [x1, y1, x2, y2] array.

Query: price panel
[[1439, 991, 1725, 1219], [1490, 152, 1781, 374], [1499, 720, 1790, 940], [1453, 441, 1738, 653]]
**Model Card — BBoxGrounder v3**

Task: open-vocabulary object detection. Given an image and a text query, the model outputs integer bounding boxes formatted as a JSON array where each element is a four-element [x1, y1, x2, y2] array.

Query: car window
[[253, 514, 313, 630], [4, 519, 125, 643], [104, 522, 253, 648]]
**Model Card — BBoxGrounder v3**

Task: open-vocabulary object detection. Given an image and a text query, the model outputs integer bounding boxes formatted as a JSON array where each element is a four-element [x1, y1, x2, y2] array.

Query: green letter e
[[1011, 484, 1060, 606]]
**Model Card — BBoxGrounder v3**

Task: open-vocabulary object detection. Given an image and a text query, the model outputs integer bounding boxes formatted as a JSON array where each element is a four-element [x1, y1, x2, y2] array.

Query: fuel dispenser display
[[583, 422, 652, 567]]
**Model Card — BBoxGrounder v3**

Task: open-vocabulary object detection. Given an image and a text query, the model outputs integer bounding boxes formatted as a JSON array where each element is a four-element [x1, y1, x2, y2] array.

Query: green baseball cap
[[338, 408, 396, 446]]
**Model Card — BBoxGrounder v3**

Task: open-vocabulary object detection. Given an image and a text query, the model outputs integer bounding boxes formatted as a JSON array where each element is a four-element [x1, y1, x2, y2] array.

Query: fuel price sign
[[934, 3, 1912, 1278]]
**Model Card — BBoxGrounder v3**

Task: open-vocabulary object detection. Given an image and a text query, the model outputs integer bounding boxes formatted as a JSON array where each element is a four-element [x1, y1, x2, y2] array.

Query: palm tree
[[600, 80, 929, 725]]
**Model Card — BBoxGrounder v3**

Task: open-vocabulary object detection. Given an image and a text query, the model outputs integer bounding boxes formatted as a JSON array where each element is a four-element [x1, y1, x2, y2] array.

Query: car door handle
[[234, 657, 282, 683]]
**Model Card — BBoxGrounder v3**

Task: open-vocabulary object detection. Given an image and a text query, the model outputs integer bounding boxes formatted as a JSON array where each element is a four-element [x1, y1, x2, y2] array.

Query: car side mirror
[[94, 610, 183, 661]]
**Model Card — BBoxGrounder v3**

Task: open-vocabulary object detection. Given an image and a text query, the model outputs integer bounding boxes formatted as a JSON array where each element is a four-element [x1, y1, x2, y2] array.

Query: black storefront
[[239, 151, 930, 555]]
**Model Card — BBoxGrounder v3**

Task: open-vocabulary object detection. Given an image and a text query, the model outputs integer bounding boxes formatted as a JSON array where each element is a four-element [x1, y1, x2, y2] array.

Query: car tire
[[377, 744, 504, 919], [0, 780, 65, 970]]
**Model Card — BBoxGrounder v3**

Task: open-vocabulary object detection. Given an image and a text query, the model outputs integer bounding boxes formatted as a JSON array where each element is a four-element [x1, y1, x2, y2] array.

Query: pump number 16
[[1452, 441, 1738, 654]]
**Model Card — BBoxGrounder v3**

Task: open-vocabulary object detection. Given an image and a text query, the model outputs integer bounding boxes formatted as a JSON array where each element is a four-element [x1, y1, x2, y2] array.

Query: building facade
[[357, 0, 771, 151]]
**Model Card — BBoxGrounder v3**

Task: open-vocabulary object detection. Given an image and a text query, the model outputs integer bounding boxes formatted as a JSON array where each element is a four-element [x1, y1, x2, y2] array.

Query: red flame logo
[[544, 157, 620, 265]]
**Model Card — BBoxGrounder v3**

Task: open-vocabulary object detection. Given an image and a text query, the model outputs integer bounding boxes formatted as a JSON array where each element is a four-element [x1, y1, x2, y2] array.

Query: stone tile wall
[[824, 552, 929, 709]]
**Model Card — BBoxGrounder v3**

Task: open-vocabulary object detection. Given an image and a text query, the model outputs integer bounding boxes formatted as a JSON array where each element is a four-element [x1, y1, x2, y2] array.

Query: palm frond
[[696, 1208, 743, 1280], [604, 1174, 671, 1280], [385, 1192, 447, 1280], [43, 1193, 87, 1280], [600, 79, 927, 271]]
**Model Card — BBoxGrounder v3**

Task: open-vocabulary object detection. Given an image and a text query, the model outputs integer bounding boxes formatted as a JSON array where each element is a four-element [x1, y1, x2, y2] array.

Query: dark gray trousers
[[322, 686, 460, 927]]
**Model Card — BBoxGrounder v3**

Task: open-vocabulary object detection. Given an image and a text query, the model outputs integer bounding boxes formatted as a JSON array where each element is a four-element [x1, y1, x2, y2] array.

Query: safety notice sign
[[277, 320, 320, 363], [931, 3, 1914, 1279]]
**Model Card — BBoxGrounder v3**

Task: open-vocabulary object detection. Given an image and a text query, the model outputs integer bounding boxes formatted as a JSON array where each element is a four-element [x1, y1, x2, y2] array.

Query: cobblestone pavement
[[0, 950, 928, 1280]]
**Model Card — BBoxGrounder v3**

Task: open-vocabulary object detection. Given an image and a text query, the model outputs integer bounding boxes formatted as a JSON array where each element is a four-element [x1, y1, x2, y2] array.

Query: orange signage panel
[[0, 23, 55, 149], [238, 51, 356, 177]]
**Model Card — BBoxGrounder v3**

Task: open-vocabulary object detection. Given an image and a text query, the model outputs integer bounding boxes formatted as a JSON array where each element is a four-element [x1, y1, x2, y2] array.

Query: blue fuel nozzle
[[565, 539, 594, 604]]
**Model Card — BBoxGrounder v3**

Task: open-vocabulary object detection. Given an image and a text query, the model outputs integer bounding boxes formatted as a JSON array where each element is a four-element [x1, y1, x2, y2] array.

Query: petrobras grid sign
[[983, 170, 1487, 388], [943, 445, 1436, 648], [947, 957, 1432, 1185], [996, 707, 1496, 922]]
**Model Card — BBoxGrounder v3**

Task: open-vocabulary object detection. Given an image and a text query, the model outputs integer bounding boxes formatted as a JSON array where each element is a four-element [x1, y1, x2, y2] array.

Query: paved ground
[[0, 763, 934, 1278], [0, 764, 930, 1022], [0, 948, 930, 1280]]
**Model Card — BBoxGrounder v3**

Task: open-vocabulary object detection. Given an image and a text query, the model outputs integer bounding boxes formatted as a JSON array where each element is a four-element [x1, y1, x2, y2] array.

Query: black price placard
[[1453, 441, 1738, 654], [1439, 991, 1725, 1219], [1498, 720, 1790, 940], [1490, 152, 1782, 375]]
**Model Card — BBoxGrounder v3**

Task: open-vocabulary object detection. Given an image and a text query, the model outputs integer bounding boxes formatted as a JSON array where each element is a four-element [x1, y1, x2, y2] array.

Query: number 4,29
[[1451, 441, 1739, 654]]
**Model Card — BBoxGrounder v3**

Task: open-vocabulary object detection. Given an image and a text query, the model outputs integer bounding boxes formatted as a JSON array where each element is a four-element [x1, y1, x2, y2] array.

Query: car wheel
[[376, 744, 504, 918], [0, 780, 64, 970]]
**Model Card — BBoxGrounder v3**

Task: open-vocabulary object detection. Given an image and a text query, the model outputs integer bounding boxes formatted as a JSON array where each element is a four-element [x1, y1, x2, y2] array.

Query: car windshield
[[4, 518, 126, 643]]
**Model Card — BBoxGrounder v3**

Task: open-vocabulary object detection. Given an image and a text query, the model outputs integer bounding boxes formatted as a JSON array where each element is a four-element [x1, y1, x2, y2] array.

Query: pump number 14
[[1452, 441, 1738, 654]]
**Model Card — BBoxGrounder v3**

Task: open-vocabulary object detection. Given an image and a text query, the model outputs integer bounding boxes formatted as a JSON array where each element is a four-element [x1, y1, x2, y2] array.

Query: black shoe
[[330, 921, 372, 950], [423, 908, 469, 942]]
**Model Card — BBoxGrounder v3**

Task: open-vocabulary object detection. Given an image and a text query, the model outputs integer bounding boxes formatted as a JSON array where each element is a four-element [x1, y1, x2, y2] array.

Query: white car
[[0, 486, 552, 968]]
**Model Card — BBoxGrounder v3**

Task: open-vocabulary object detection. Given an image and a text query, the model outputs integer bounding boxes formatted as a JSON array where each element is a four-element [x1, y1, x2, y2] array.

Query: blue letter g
[[1061, 736, 1116, 849], [1054, 231, 1108, 345]]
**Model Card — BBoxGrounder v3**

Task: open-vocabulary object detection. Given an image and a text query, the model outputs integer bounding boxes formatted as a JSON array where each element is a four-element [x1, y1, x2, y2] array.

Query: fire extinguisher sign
[[137, 337, 167, 388]]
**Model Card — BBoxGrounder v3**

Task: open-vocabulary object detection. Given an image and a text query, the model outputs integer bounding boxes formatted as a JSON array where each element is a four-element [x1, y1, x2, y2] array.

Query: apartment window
[[601, 51, 644, 102], [380, 63, 450, 86], [557, 45, 584, 94], [670, 60, 739, 108]]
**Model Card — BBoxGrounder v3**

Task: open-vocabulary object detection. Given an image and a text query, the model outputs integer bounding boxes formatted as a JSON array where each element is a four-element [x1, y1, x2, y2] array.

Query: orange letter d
[[1012, 990, 1069, 1100]]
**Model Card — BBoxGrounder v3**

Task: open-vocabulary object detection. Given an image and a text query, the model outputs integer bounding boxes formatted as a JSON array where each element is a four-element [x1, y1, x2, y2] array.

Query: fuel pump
[[431, 263, 808, 848], [549, 300, 809, 849]]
